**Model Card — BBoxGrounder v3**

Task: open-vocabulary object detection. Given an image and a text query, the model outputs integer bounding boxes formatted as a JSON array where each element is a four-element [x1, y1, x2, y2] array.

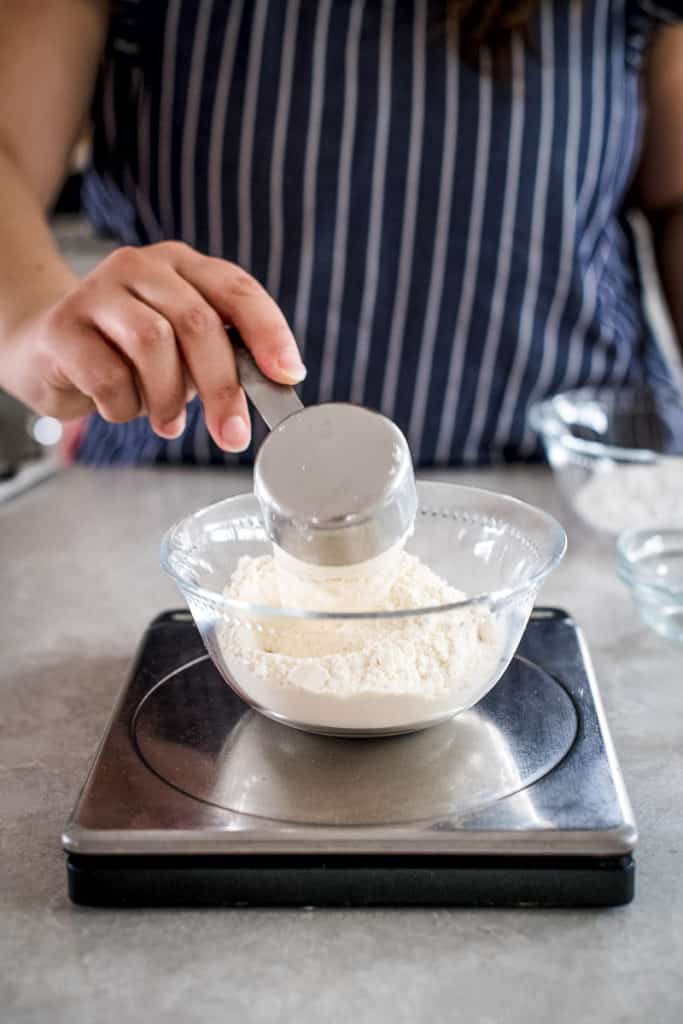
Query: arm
[[0, 0, 105, 336], [0, 0, 304, 451], [635, 25, 683, 349]]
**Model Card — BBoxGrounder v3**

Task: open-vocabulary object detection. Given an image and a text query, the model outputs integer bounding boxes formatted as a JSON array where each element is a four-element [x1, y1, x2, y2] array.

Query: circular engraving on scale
[[133, 655, 578, 826]]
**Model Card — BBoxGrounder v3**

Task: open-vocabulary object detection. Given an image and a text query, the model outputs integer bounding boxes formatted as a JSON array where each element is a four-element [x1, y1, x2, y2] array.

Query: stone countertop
[[1, 465, 681, 1023]]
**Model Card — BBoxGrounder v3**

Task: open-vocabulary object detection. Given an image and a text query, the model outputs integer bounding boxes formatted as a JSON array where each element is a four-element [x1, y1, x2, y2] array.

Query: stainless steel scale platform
[[63, 608, 637, 907]]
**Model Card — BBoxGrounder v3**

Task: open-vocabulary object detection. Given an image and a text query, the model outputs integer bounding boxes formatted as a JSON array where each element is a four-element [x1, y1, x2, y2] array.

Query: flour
[[217, 551, 506, 732], [271, 540, 407, 612], [573, 460, 683, 534]]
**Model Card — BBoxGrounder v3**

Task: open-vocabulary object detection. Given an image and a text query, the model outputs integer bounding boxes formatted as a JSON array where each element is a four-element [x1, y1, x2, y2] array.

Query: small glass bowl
[[161, 481, 566, 737], [617, 527, 683, 643], [528, 386, 683, 535]]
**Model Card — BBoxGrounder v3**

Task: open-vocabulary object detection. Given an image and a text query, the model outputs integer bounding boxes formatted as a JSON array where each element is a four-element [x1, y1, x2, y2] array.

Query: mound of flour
[[573, 460, 682, 534], [217, 552, 505, 732]]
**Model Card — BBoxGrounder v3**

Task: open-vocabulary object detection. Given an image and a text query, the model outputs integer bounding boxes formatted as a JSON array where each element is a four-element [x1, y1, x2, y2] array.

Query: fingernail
[[158, 412, 186, 439], [278, 351, 307, 384], [221, 415, 250, 451]]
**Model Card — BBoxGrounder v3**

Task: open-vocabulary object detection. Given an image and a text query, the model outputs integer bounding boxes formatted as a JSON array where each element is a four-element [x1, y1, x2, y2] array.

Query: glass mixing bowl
[[528, 386, 683, 535], [161, 481, 566, 737]]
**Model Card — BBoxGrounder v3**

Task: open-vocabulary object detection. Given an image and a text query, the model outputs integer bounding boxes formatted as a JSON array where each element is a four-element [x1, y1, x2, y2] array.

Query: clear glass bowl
[[528, 386, 683, 535], [617, 527, 683, 644], [161, 481, 567, 737]]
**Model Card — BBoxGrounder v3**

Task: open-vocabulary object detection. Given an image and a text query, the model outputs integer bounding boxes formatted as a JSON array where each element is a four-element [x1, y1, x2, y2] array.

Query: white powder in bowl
[[217, 552, 506, 733], [271, 540, 407, 611], [573, 460, 683, 534]]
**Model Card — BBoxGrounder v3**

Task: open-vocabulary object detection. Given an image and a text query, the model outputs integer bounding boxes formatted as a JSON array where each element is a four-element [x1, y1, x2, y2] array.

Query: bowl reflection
[[133, 652, 577, 824]]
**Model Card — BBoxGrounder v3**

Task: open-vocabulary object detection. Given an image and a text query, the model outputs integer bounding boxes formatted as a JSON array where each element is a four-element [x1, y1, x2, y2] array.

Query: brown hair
[[447, 0, 541, 59]]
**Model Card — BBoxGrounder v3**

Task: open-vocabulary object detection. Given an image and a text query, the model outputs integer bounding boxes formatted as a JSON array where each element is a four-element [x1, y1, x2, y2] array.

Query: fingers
[[124, 263, 251, 450], [84, 282, 188, 439], [163, 243, 306, 386], [46, 321, 142, 424], [38, 243, 302, 453]]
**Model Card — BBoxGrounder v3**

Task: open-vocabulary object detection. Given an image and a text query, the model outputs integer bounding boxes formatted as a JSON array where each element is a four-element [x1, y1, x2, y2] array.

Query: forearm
[[651, 202, 683, 352], [0, 146, 78, 352], [0, 0, 108, 363]]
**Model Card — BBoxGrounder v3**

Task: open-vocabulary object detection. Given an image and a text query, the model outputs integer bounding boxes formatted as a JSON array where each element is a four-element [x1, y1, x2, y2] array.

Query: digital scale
[[63, 608, 636, 908]]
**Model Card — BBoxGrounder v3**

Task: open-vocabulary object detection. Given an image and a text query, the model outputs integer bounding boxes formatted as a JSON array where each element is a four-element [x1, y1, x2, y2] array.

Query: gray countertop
[[1, 465, 681, 1023]]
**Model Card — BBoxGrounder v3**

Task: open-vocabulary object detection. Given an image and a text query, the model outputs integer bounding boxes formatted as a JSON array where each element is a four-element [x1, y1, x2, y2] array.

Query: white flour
[[573, 460, 683, 534], [271, 540, 407, 612], [217, 551, 505, 732]]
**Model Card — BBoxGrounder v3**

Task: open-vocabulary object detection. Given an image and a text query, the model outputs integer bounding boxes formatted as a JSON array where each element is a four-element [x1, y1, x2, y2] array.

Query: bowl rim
[[527, 385, 683, 463], [160, 481, 568, 621]]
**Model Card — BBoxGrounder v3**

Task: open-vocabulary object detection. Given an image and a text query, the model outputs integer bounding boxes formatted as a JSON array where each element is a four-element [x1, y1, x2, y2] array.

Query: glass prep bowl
[[161, 481, 567, 737], [528, 386, 683, 535], [617, 527, 683, 644]]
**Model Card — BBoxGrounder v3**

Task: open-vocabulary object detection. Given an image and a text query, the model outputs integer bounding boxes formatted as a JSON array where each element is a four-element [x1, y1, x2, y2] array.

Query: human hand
[[2, 242, 305, 451]]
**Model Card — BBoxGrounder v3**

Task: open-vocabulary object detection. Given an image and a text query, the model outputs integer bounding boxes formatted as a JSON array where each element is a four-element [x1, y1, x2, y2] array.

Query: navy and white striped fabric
[[79, 0, 683, 467]]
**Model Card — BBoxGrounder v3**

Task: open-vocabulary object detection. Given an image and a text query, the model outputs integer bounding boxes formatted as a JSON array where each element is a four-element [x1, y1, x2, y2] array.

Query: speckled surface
[[1, 465, 681, 1023]]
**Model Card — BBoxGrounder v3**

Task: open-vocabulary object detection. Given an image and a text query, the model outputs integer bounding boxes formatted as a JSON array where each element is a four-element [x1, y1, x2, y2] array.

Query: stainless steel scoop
[[234, 340, 417, 567]]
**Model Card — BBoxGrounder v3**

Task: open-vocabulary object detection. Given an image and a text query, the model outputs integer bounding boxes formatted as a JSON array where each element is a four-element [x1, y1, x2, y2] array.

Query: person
[[0, 0, 681, 468]]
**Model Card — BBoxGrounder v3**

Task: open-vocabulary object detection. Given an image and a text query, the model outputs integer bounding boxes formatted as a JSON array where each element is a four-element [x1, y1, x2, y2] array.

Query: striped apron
[[79, 0, 682, 466]]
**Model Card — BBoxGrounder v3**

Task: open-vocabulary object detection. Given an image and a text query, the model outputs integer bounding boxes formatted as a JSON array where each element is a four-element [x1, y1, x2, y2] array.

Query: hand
[[2, 241, 305, 451]]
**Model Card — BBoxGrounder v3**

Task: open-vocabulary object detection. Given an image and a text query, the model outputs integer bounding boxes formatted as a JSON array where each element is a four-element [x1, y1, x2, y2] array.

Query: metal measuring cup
[[234, 342, 417, 570]]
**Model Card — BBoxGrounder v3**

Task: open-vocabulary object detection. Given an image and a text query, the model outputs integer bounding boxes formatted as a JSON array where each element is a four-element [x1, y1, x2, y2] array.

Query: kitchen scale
[[63, 608, 636, 908]]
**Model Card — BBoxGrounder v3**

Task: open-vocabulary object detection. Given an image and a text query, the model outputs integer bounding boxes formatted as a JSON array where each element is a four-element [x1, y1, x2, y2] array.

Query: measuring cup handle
[[229, 328, 304, 430]]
